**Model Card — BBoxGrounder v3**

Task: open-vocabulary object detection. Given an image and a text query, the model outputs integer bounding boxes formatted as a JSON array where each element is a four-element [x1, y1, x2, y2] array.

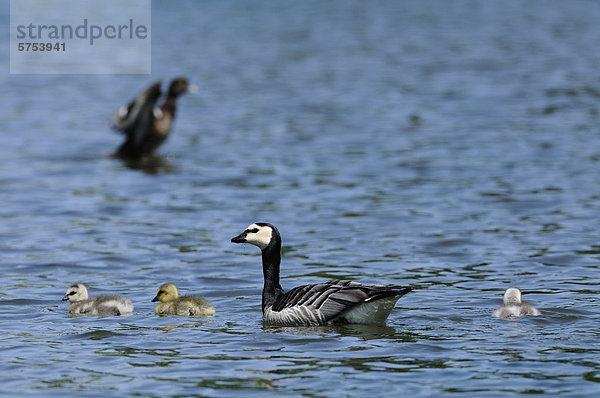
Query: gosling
[[152, 283, 215, 317], [493, 287, 541, 319], [62, 283, 133, 316]]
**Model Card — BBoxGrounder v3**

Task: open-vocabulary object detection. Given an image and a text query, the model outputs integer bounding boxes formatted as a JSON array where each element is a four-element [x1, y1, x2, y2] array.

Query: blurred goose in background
[[493, 287, 541, 318], [152, 283, 215, 317], [62, 283, 133, 316], [109, 77, 197, 158], [231, 223, 413, 326]]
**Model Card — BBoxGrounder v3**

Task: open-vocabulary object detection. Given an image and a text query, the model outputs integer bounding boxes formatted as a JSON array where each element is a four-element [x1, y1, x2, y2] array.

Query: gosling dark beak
[[231, 233, 246, 244], [62, 295, 69, 301], [152, 296, 159, 302]]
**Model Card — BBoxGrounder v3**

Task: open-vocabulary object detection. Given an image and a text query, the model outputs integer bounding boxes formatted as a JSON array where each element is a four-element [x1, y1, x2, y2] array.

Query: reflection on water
[[118, 155, 175, 175], [263, 323, 412, 342], [157, 320, 214, 333]]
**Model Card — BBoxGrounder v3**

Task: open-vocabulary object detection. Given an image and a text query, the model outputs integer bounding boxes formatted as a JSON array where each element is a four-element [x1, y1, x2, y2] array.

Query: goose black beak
[[231, 233, 246, 244], [61, 295, 69, 301], [152, 296, 159, 302]]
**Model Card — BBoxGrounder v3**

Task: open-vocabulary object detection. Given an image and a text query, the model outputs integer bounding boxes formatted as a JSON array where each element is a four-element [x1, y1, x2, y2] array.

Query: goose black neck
[[261, 235, 284, 310]]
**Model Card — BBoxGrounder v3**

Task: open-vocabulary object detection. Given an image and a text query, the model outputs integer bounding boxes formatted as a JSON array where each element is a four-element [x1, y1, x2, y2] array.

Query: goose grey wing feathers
[[272, 280, 412, 322]]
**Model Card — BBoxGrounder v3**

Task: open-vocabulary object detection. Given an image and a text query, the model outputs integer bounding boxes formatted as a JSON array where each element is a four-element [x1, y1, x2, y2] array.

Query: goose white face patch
[[244, 223, 273, 250]]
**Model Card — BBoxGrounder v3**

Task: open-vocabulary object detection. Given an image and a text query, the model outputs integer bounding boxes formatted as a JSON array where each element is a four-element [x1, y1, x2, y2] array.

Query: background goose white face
[[63, 283, 89, 302], [236, 223, 273, 250], [503, 287, 522, 305]]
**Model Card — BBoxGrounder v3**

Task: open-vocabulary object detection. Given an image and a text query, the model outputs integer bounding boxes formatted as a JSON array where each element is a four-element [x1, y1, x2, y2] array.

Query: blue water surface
[[1, 1, 599, 396]]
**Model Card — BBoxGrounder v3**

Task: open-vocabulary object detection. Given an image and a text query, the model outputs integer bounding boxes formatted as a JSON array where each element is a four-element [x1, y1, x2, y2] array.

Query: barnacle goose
[[231, 223, 413, 326], [62, 283, 133, 316], [493, 287, 541, 318], [109, 77, 197, 158], [152, 283, 215, 317]]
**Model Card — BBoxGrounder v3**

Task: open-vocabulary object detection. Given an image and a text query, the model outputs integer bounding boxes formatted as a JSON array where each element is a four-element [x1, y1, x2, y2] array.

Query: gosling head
[[503, 287, 522, 305], [231, 223, 278, 250], [153, 283, 179, 303], [62, 283, 89, 302]]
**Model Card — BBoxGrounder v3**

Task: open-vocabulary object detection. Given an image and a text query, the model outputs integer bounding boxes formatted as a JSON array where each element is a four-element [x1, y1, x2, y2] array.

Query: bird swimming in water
[[152, 283, 215, 317], [62, 283, 133, 316], [109, 77, 197, 158], [231, 223, 413, 326], [493, 287, 541, 319]]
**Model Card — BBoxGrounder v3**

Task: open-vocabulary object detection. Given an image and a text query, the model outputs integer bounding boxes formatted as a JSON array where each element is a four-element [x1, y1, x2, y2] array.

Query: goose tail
[[366, 285, 413, 302]]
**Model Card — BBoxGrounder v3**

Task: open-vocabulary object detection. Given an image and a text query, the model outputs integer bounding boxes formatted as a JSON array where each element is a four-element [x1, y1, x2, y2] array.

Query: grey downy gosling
[[109, 77, 197, 158], [62, 283, 133, 316], [153, 283, 215, 317], [231, 223, 413, 326], [493, 287, 541, 319]]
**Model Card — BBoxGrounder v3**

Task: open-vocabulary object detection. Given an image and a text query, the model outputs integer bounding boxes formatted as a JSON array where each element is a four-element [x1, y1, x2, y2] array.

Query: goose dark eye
[[248, 228, 259, 233], [69, 291, 76, 295]]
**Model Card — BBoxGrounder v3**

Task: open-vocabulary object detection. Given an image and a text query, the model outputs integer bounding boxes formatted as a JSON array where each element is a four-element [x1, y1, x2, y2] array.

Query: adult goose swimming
[[231, 223, 413, 326], [109, 77, 197, 158], [493, 287, 541, 319], [62, 283, 133, 316]]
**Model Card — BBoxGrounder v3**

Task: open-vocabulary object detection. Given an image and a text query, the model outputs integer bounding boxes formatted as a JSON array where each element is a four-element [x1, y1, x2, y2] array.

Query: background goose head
[[168, 77, 198, 98], [153, 283, 179, 303], [231, 223, 279, 250], [62, 283, 89, 302], [503, 287, 522, 305]]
